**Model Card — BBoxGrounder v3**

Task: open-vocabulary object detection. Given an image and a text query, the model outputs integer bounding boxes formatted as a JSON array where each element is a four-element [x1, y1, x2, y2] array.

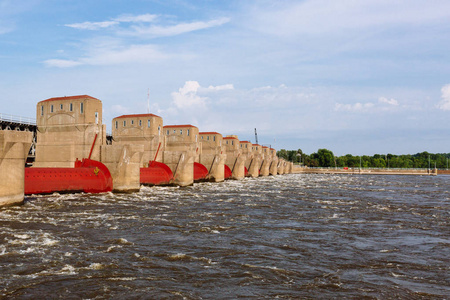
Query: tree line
[[276, 149, 450, 169]]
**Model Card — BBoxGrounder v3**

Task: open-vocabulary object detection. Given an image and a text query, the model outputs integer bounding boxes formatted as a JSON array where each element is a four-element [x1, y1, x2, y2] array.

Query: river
[[1, 174, 449, 299]]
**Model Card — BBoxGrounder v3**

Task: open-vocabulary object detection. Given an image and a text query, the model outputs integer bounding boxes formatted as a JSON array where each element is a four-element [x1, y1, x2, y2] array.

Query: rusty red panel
[[25, 159, 113, 195], [244, 167, 249, 177], [140, 161, 173, 186], [194, 162, 208, 182]]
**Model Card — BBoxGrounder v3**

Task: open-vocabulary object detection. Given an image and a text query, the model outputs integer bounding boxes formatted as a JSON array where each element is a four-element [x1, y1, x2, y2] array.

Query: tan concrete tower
[[163, 125, 199, 186], [240, 141, 260, 177], [199, 132, 225, 182], [223, 135, 245, 180], [112, 114, 164, 166], [260, 146, 272, 176], [34, 95, 105, 167], [269, 148, 278, 175], [278, 159, 286, 174]]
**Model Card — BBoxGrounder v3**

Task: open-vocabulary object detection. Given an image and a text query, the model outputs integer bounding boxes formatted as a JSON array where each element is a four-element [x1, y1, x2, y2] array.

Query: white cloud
[[206, 84, 234, 91], [171, 81, 207, 110], [247, 0, 450, 37], [335, 96, 403, 113], [437, 84, 450, 111], [378, 97, 399, 106], [64, 14, 229, 37], [83, 44, 168, 65], [44, 44, 168, 67], [163, 82, 321, 133], [65, 21, 119, 30], [124, 17, 230, 38], [335, 102, 375, 112], [65, 14, 158, 30], [114, 14, 158, 23], [43, 59, 83, 68]]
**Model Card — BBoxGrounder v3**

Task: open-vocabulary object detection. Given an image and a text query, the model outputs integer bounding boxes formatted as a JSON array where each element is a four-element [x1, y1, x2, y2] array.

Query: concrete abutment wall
[[0, 130, 32, 206]]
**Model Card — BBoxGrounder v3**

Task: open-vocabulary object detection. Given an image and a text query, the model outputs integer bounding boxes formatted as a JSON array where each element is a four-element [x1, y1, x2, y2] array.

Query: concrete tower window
[[70, 103, 73, 112], [148, 120, 150, 128], [231, 141, 234, 145], [60, 104, 63, 110], [187, 129, 190, 136], [207, 136, 209, 141], [51, 105, 54, 113], [180, 129, 183, 135], [115, 121, 118, 129], [158, 126, 161, 135], [213, 136, 216, 141], [131, 120, 134, 125], [80, 103, 84, 114], [166, 129, 169, 135], [173, 129, 176, 134], [95, 112, 98, 124], [40, 105, 44, 116], [139, 120, 142, 127], [123, 120, 126, 127]]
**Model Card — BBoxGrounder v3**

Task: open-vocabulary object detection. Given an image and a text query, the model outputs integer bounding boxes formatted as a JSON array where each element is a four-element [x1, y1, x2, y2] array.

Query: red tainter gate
[[224, 164, 232, 179], [194, 162, 209, 182], [140, 142, 174, 186], [140, 161, 173, 186], [25, 158, 113, 195]]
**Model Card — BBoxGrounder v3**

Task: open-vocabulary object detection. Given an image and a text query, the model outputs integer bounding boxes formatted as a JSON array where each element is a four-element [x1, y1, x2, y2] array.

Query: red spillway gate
[[140, 161, 173, 186], [25, 158, 113, 195], [224, 164, 232, 179], [194, 162, 208, 182]]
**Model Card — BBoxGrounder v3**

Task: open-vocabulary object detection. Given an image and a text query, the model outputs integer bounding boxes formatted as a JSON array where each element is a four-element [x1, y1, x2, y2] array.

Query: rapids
[[1, 174, 449, 298]]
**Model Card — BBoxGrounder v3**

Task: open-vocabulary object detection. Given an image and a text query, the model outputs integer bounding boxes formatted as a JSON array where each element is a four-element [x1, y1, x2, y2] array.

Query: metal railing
[[0, 113, 36, 126]]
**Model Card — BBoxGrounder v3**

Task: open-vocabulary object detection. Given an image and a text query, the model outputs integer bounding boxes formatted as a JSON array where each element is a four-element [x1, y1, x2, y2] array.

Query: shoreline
[[292, 166, 442, 176]]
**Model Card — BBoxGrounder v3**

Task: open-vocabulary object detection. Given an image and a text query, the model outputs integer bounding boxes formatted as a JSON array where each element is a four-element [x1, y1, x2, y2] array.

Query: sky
[[1, 0, 449, 155]]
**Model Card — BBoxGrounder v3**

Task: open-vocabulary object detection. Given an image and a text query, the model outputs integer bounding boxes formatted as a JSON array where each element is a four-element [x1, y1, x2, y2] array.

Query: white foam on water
[[59, 264, 77, 275], [89, 263, 104, 270], [108, 277, 137, 281]]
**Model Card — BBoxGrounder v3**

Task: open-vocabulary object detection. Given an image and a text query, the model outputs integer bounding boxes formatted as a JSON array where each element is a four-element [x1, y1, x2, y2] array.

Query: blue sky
[[1, 0, 449, 155]]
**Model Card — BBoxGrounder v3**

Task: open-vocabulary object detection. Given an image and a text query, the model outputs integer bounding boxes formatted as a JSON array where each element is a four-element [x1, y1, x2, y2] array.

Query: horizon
[[1, 0, 449, 156]]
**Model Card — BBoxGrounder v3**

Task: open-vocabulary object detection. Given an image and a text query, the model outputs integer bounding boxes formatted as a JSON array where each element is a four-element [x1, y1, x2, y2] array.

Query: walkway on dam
[[0, 114, 37, 163], [0, 113, 113, 163]]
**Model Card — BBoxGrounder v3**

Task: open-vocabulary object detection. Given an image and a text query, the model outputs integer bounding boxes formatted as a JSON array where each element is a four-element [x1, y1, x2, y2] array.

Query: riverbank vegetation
[[277, 149, 450, 169]]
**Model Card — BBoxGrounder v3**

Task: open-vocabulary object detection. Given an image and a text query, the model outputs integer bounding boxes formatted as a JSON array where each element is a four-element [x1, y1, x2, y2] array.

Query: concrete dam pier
[[0, 95, 293, 206]]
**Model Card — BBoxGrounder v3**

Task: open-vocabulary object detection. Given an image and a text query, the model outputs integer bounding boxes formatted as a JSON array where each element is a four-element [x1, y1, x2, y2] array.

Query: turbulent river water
[[0, 174, 449, 299]]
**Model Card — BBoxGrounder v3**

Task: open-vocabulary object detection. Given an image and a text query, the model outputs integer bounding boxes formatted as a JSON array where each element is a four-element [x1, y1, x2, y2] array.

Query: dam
[[0, 95, 292, 206]]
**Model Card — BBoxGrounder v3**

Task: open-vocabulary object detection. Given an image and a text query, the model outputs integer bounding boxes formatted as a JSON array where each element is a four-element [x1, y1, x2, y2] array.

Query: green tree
[[317, 148, 335, 167]]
